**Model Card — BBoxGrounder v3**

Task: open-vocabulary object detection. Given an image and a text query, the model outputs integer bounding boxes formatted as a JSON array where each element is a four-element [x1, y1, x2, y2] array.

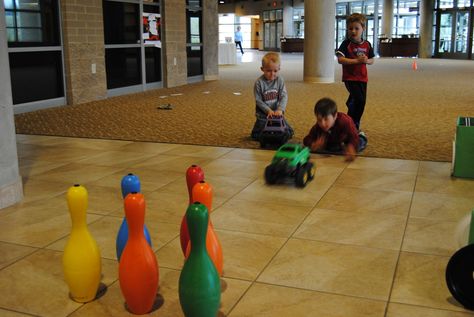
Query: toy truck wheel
[[295, 166, 308, 187], [280, 135, 289, 147], [259, 136, 266, 148], [306, 162, 316, 180], [265, 165, 279, 184]]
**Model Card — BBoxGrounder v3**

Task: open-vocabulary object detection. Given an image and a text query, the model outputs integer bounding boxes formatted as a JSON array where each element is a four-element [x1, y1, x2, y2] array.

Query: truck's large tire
[[306, 162, 316, 180], [265, 165, 279, 184], [295, 166, 308, 187]]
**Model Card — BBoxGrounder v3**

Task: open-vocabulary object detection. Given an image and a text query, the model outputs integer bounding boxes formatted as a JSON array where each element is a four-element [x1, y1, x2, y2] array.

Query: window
[[5, 0, 64, 106], [336, 3, 347, 16], [218, 14, 235, 43], [457, 0, 471, 7], [105, 48, 142, 89], [145, 47, 162, 83], [394, 0, 420, 37], [103, 1, 140, 45], [186, 0, 201, 7], [5, 0, 60, 47], [263, 11, 269, 22], [439, 0, 455, 8], [187, 46, 203, 77], [350, 1, 363, 14], [293, 8, 304, 38], [218, 14, 252, 47], [9, 50, 63, 104], [189, 16, 201, 44]]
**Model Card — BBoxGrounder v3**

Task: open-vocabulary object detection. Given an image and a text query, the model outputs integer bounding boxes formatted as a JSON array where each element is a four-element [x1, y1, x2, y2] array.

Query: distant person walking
[[234, 26, 244, 54]]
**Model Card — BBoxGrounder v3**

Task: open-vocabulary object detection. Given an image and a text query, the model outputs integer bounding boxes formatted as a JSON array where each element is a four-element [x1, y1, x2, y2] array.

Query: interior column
[[419, 0, 435, 58], [0, 2, 23, 209], [303, 0, 336, 83], [382, 0, 394, 38]]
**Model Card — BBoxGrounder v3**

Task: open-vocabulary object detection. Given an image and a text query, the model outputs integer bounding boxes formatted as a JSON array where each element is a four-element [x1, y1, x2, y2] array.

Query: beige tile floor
[[1, 134, 474, 316]]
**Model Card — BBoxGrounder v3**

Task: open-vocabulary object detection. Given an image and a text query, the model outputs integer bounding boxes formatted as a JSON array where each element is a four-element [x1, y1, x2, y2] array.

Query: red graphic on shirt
[[263, 89, 278, 102]]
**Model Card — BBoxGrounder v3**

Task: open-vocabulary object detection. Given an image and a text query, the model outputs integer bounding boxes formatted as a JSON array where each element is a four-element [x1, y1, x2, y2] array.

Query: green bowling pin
[[179, 202, 221, 317]]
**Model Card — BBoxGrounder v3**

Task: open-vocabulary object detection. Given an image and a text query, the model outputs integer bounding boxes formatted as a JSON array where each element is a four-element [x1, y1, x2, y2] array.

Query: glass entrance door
[[454, 10, 469, 56], [103, 0, 162, 96], [263, 9, 282, 51], [264, 21, 279, 50], [436, 9, 470, 58], [186, 1, 203, 82]]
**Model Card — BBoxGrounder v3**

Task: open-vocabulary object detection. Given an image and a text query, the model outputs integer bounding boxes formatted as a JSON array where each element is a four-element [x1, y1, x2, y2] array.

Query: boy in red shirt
[[336, 13, 374, 131], [303, 98, 367, 162]]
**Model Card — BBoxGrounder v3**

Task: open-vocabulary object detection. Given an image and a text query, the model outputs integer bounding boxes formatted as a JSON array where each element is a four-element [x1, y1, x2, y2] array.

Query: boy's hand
[[344, 144, 356, 162], [267, 110, 282, 118], [357, 55, 368, 64], [310, 136, 325, 152]]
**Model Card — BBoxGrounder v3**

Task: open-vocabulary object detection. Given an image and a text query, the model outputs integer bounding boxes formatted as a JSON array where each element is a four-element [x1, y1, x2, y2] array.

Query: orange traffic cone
[[412, 59, 418, 71]]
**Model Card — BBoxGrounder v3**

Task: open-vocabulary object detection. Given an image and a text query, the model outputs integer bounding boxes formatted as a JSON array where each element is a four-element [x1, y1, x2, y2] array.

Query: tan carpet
[[14, 53, 474, 162]]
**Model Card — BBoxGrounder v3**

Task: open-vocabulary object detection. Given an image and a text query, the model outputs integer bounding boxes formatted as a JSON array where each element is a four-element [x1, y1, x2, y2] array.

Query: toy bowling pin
[[63, 184, 101, 303], [186, 165, 205, 203], [192, 180, 213, 214], [180, 165, 204, 255], [116, 173, 152, 261], [119, 193, 159, 315], [179, 203, 221, 317], [185, 181, 223, 276]]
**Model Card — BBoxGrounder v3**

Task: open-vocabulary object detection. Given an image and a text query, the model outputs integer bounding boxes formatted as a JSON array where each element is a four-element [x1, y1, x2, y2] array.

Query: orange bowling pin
[[119, 193, 159, 314], [63, 184, 101, 303], [185, 181, 223, 276]]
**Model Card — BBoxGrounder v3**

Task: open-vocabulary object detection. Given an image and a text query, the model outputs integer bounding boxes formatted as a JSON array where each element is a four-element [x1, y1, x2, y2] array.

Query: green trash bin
[[452, 117, 474, 179]]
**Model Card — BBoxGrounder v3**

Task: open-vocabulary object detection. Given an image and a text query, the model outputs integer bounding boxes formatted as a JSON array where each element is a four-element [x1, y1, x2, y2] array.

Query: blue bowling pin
[[116, 173, 152, 261]]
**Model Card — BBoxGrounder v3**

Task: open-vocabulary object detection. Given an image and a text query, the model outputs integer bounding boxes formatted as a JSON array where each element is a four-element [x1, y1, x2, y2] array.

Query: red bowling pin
[[185, 181, 224, 276], [180, 165, 204, 255], [119, 193, 159, 314]]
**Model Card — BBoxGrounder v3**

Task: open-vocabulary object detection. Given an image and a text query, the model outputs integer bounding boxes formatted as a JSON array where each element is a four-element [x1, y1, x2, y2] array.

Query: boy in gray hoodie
[[251, 52, 294, 140]]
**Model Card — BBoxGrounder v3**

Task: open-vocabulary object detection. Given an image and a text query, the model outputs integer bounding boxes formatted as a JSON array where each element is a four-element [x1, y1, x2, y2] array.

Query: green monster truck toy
[[264, 143, 316, 187]]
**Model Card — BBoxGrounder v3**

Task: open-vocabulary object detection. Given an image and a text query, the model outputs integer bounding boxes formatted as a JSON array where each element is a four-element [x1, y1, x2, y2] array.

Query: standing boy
[[303, 98, 367, 162], [336, 13, 374, 131], [251, 52, 294, 140]]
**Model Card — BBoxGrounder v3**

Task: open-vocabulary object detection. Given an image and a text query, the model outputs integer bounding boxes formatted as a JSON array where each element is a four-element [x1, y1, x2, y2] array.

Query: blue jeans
[[315, 134, 367, 154]]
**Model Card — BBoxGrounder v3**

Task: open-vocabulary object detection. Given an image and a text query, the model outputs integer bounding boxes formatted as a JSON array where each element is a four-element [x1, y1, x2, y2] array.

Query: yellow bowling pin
[[62, 184, 101, 302]]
